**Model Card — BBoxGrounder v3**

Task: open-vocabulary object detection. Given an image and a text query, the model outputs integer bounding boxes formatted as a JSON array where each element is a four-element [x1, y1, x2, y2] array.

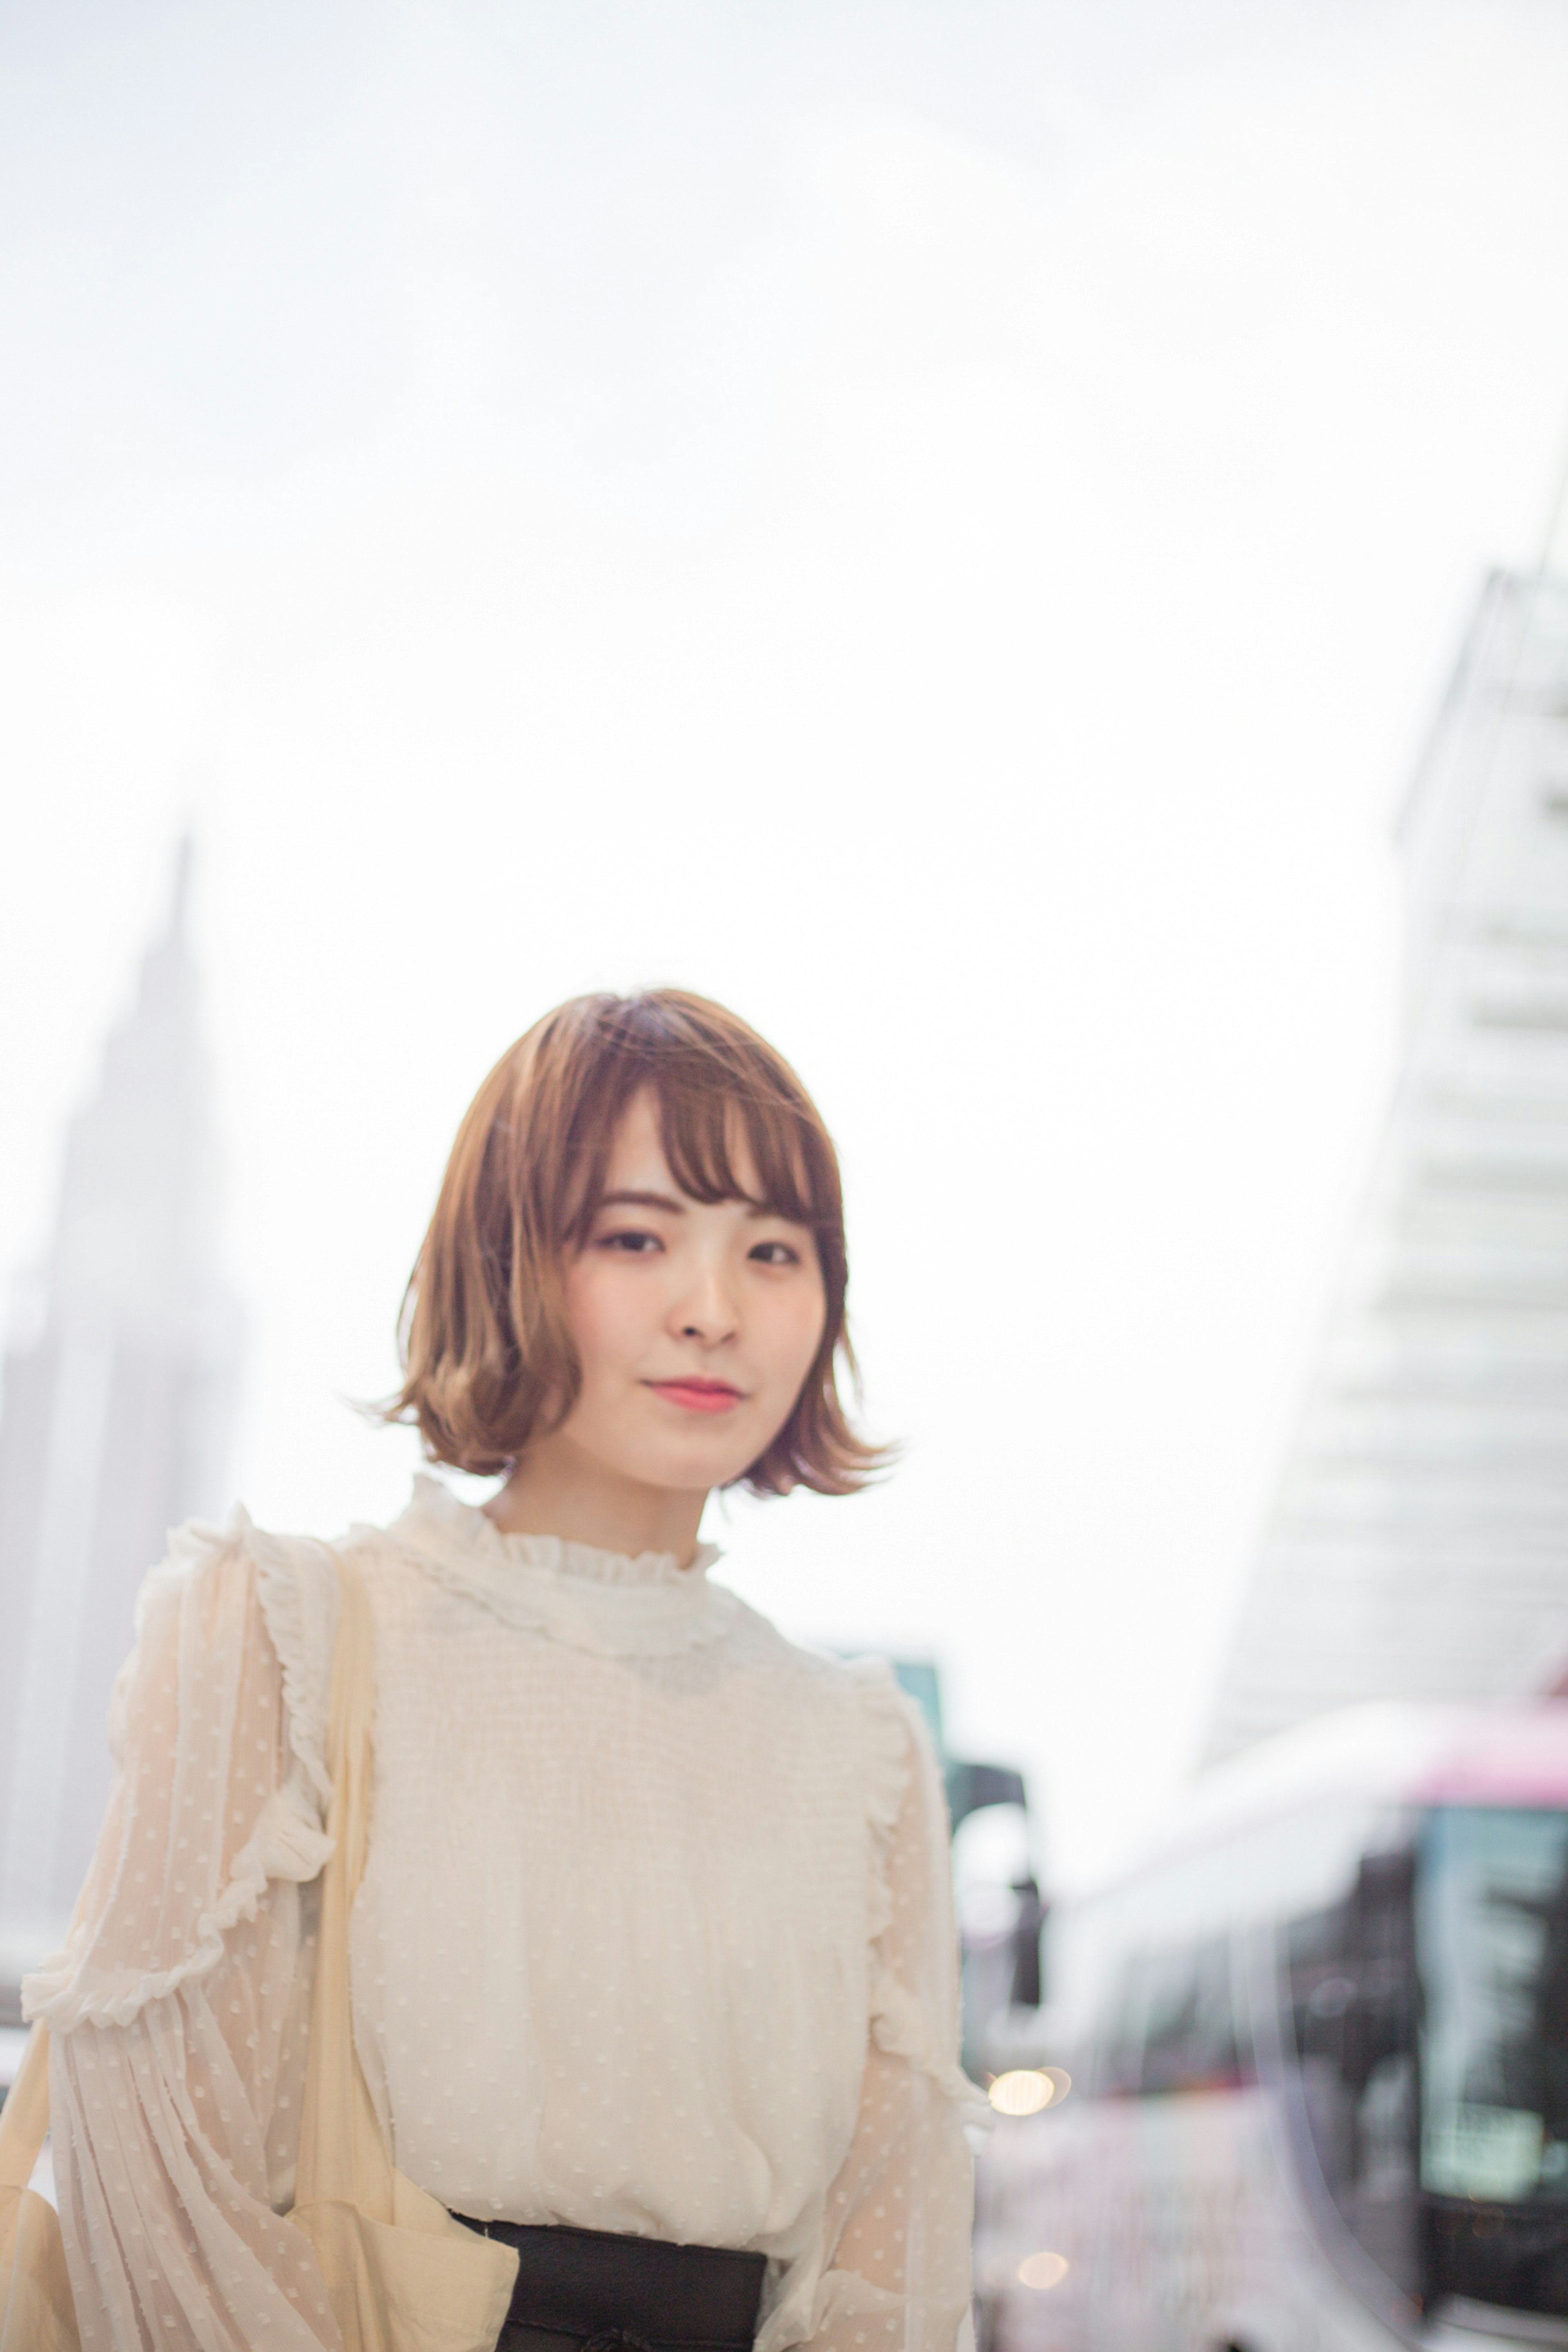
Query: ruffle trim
[[870, 1968, 991, 2126], [847, 1658, 993, 2130], [844, 1657, 917, 1943], [248, 1520, 337, 1810], [23, 1515, 339, 2034], [376, 1479, 741, 1658], [404, 1474, 722, 1586]]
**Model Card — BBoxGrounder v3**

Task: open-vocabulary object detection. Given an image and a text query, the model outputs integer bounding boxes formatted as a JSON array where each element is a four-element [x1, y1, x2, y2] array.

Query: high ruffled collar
[[374, 1475, 735, 1657]]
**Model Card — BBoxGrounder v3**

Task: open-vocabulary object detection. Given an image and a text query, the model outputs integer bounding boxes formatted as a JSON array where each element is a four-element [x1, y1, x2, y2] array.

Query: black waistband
[[450, 2216, 766, 2352]]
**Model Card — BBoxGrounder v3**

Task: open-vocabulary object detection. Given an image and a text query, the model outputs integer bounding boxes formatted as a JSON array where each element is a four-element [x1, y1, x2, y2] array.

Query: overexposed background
[[5, 0, 1568, 1888]]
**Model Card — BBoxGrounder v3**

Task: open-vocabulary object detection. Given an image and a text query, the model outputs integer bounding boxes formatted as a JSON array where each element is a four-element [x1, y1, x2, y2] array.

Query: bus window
[[1139, 1935, 1249, 2096], [1088, 1936, 1250, 2098], [1091, 1953, 1147, 2097], [1419, 1806, 1568, 2316], [1281, 1845, 1421, 2301]]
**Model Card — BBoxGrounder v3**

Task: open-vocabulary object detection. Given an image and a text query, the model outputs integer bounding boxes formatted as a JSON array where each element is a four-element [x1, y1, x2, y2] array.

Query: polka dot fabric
[[25, 1482, 982, 2352]]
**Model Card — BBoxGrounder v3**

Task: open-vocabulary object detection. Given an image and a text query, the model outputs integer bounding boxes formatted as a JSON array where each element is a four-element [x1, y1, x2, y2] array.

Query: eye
[[598, 1227, 663, 1255], [748, 1239, 800, 1267]]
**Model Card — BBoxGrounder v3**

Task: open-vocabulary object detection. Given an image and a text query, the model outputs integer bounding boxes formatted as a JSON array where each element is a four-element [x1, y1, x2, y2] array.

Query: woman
[[23, 989, 982, 2352]]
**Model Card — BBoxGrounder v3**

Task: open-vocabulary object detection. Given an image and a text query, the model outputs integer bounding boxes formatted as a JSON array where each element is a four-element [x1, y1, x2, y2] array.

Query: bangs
[[654, 1080, 825, 1229], [557, 993, 836, 1243]]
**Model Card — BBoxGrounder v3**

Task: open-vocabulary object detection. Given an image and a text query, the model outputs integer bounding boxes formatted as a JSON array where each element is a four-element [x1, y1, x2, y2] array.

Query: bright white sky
[[5, 0, 1568, 1889]]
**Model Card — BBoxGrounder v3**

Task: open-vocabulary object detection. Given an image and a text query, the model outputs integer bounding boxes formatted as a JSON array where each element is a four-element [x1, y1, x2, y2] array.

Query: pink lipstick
[[649, 1378, 744, 1415]]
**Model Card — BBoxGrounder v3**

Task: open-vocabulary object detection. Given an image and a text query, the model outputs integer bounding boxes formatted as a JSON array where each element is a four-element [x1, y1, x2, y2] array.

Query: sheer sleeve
[[20, 1516, 343, 2352], [800, 1679, 986, 2352]]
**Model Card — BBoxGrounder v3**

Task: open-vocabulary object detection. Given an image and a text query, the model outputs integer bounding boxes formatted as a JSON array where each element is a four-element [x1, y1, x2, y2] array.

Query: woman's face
[[556, 1088, 828, 1497]]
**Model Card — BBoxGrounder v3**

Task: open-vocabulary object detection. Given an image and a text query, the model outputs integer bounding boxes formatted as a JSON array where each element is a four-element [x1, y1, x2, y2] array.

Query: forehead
[[604, 1086, 761, 1194], [604, 1087, 675, 1173]]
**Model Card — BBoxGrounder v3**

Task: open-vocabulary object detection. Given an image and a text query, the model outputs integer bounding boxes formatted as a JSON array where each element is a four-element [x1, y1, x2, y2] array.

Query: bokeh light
[[989, 2069, 1063, 2116], [1018, 2252, 1069, 2291]]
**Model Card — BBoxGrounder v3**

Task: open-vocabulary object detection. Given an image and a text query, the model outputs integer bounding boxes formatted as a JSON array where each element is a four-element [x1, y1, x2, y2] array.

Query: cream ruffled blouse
[[24, 1477, 982, 2352]]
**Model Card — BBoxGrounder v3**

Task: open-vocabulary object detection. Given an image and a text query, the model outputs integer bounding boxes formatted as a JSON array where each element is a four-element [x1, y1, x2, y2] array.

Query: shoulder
[[723, 1592, 924, 1720], [718, 1590, 933, 1810], [132, 1504, 341, 1630], [124, 1507, 342, 1810]]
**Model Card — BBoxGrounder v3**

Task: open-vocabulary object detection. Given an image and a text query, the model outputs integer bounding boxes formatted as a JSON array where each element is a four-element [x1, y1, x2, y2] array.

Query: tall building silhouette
[[1208, 570, 1568, 1762], [0, 845, 241, 2009]]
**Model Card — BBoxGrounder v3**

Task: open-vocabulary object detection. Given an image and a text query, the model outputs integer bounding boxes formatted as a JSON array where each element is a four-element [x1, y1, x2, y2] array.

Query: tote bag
[[0, 1547, 518, 2352], [0, 2024, 77, 2352]]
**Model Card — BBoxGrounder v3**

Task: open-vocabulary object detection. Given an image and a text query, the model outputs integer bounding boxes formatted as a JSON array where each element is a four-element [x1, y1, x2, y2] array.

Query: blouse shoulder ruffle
[[842, 1655, 915, 1936], [22, 1511, 340, 2034], [845, 1656, 991, 2124]]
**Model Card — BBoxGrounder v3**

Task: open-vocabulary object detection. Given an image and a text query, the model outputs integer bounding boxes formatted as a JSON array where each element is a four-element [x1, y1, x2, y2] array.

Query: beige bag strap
[[0, 2027, 50, 2194], [295, 1544, 397, 2219], [0, 1866, 91, 2189], [0, 1922, 83, 2349]]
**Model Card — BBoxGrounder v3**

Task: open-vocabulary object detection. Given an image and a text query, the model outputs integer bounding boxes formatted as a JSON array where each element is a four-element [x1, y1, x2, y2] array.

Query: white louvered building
[[1207, 570, 1568, 1764], [0, 847, 241, 2010]]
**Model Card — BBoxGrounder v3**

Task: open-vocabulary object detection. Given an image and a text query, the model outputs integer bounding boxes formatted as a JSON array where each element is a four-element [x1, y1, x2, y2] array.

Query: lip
[[647, 1378, 745, 1416]]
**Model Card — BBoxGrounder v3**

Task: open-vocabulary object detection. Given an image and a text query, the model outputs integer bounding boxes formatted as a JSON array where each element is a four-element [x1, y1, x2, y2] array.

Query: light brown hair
[[382, 989, 887, 1496]]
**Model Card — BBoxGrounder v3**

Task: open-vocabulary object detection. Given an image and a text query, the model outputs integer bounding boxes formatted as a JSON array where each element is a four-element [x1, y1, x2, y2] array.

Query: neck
[[484, 1434, 709, 1568]]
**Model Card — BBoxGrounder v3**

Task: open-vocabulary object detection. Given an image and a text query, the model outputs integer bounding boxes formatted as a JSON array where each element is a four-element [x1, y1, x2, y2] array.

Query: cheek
[[773, 1282, 829, 1390], [563, 1263, 654, 1384]]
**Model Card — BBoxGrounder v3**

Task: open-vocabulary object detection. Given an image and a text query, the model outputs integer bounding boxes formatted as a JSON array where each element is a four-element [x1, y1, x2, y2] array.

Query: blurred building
[[0, 846, 241, 2014], [1208, 569, 1568, 1763]]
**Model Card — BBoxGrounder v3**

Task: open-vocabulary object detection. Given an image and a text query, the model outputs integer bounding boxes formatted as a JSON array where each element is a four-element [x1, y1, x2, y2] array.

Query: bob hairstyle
[[382, 988, 887, 1497]]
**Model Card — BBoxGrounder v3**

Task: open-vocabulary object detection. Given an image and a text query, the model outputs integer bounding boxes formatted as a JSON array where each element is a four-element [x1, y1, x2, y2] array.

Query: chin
[[644, 1450, 751, 1493], [624, 1433, 757, 1492]]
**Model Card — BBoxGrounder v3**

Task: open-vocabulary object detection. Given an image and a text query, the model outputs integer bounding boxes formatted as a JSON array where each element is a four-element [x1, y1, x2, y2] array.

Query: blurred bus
[[974, 1703, 1568, 2352]]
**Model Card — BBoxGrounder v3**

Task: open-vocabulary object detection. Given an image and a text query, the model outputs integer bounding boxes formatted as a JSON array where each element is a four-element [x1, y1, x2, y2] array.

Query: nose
[[671, 1256, 739, 1346]]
